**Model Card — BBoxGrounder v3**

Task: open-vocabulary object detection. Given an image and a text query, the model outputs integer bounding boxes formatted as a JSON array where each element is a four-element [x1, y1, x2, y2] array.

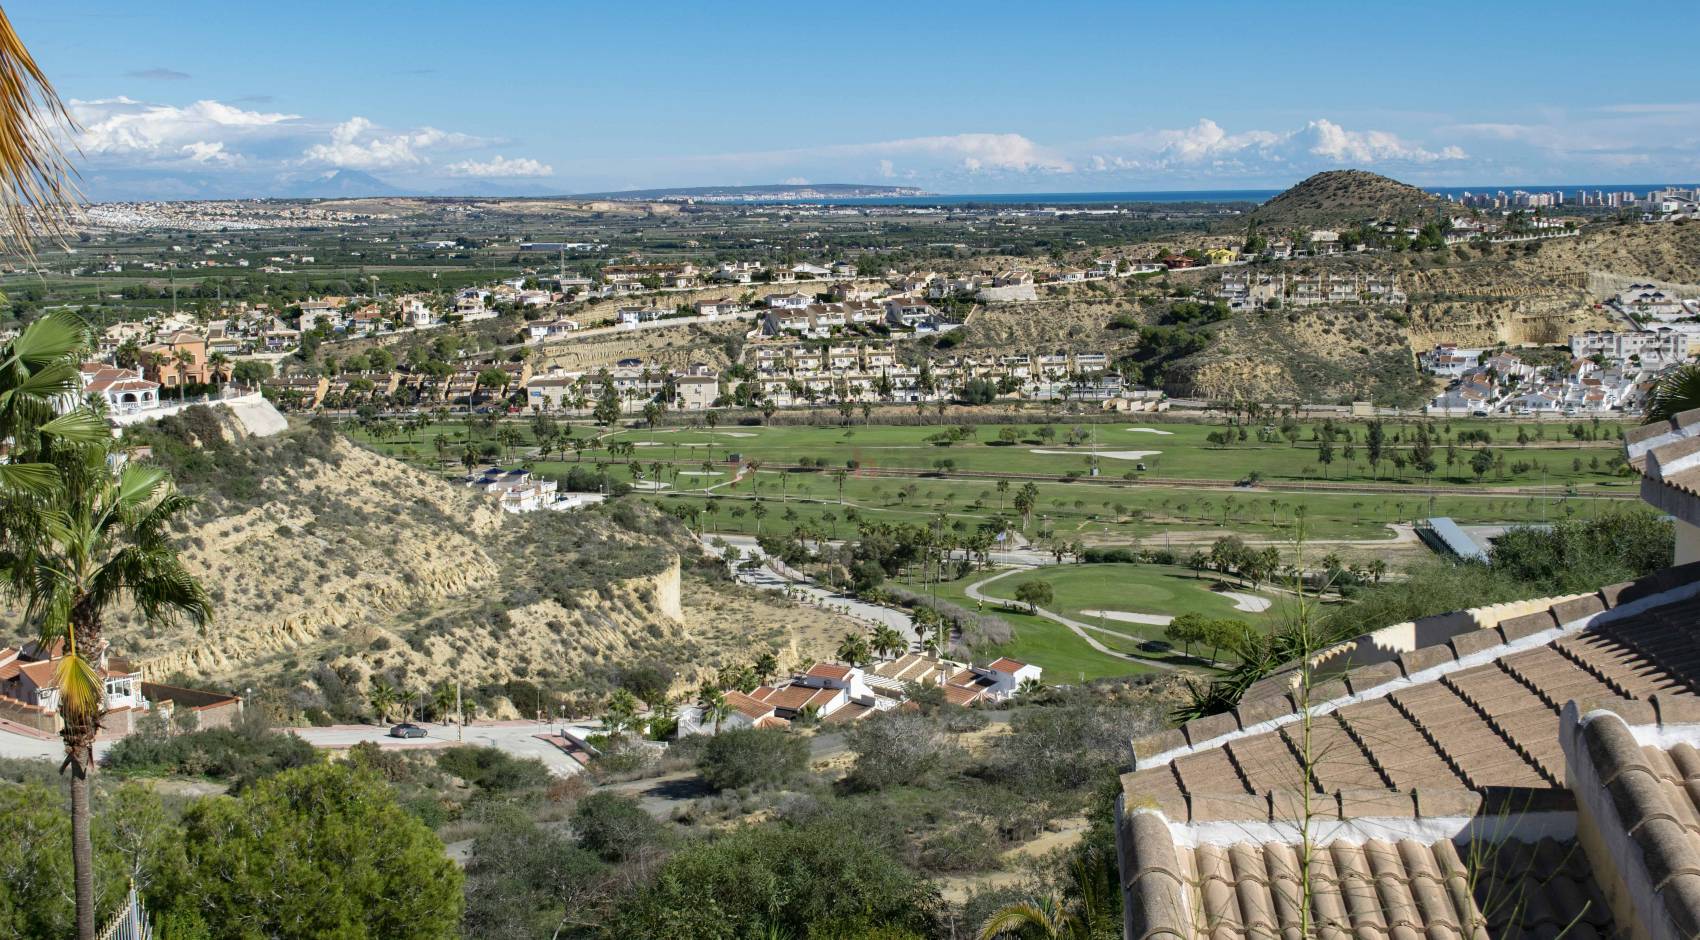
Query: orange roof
[[944, 685, 985, 707], [986, 657, 1028, 673], [805, 662, 852, 681], [722, 690, 775, 721]]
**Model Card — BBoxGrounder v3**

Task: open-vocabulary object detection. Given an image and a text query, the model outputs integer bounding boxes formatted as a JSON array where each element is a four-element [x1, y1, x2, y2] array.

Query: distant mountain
[[1249, 170, 1450, 228], [430, 179, 560, 198], [569, 183, 927, 201], [289, 169, 402, 199]]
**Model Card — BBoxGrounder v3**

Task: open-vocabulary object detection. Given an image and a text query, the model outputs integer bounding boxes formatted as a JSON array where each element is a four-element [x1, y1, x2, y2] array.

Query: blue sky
[[16, 0, 1700, 199]]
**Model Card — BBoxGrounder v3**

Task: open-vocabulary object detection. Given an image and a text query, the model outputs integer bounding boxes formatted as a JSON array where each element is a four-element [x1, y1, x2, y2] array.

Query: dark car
[[388, 722, 428, 739]]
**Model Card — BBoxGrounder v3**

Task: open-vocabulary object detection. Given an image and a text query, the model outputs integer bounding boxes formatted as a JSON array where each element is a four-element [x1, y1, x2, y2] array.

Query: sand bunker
[[630, 480, 671, 491], [1124, 427, 1174, 435], [1220, 591, 1272, 612], [1028, 449, 1162, 461], [677, 470, 721, 477], [1080, 609, 1173, 626]]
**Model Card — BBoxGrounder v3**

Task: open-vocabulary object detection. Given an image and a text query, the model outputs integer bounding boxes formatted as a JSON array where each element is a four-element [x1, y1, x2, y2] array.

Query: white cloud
[[1086, 118, 1465, 177], [180, 141, 236, 165], [1295, 119, 1463, 164], [300, 116, 486, 170], [882, 133, 1073, 173], [70, 97, 300, 164], [442, 155, 555, 178], [877, 159, 895, 178], [782, 176, 809, 185]]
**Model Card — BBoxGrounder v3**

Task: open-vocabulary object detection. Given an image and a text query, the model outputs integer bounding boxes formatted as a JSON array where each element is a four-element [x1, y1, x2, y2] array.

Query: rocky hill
[[109, 408, 852, 720], [1249, 170, 1451, 228]]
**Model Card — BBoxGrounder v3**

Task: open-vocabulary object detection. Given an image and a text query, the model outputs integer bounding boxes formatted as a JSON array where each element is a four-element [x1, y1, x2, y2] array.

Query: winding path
[[963, 568, 1182, 672]]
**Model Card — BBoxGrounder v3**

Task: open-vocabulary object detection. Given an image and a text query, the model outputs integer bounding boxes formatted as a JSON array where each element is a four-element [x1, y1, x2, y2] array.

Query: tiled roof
[[943, 684, 985, 707], [722, 690, 774, 721], [1124, 570, 1700, 823], [986, 657, 1028, 673], [1574, 710, 1700, 936], [1121, 560, 1700, 940], [1627, 407, 1700, 500], [804, 662, 852, 681], [753, 683, 839, 713], [871, 652, 944, 684], [821, 701, 874, 725], [1124, 810, 1615, 940]]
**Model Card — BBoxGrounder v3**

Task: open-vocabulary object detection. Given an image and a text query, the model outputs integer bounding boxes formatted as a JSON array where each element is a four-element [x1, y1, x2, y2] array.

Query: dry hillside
[[109, 408, 852, 720], [1248, 170, 1451, 228]]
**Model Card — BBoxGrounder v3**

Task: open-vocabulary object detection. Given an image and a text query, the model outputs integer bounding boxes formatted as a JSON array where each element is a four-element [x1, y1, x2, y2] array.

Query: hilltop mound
[[1250, 170, 1449, 228], [105, 408, 850, 720]]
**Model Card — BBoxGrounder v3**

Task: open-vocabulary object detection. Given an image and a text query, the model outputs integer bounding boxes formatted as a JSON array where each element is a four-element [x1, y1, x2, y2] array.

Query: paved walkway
[[964, 568, 1181, 671], [704, 535, 917, 643]]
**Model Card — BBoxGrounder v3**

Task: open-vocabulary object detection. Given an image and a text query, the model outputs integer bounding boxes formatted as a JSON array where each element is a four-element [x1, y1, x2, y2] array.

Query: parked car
[[389, 722, 427, 739]]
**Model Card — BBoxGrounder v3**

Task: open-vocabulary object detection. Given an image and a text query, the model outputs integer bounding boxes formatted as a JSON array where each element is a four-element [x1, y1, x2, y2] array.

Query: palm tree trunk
[[68, 740, 96, 940]]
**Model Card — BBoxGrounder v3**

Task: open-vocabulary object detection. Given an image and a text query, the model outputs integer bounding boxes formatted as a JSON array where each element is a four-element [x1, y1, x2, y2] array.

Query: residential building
[[80, 363, 160, 413], [1571, 328, 1690, 365], [140, 331, 212, 387]]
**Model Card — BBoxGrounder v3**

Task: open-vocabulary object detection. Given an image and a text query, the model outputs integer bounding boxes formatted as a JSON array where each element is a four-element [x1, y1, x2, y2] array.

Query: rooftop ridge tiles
[[1133, 575, 1700, 775], [1564, 705, 1700, 937]]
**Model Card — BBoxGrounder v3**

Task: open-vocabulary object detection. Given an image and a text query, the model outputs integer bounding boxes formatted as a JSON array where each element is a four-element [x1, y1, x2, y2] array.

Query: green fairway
[[918, 572, 1164, 682], [345, 416, 1641, 547], [980, 563, 1285, 628], [595, 418, 1633, 489]]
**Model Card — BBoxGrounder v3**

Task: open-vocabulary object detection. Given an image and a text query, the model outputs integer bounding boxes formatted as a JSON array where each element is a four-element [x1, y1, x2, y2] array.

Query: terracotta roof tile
[[1579, 712, 1700, 937], [1164, 835, 1613, 939], [1119, 568, 1700, 939]]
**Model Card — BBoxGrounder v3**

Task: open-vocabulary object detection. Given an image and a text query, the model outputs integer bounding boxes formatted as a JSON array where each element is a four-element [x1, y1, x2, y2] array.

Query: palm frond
[[0, 459, 56, 494], [36, 407, 111, 446], [977, 898, 1068, 939], [5, 309, 89, 367], [52, 651, 101, 725], [0, 7, 80, 259], [112, 461, 168, 512], [1645, 363, 1700, 424]]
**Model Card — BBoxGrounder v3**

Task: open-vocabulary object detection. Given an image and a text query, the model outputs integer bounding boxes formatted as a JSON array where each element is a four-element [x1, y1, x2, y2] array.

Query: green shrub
[[696, 727, 808, 792], [435, 746, 550, 793], [103, 713, 317, 790], [571, 791, 670, 862], [605, 818, 940, 938]]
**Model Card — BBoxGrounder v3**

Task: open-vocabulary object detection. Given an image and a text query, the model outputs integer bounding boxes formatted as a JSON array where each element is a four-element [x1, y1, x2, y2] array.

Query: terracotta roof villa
[[1115, 408, 1700, 940]]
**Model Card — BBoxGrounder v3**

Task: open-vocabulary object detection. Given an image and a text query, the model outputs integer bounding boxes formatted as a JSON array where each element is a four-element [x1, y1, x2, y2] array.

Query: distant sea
[[772, 184, 1698, 207]]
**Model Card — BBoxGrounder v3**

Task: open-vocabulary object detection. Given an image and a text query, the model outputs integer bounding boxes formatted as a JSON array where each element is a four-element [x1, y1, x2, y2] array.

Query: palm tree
[[1645, 363, 1700, 423], [4, 446, 210, 940], [870, 624, 904, 659], [368, 680, 398, 723], [978, 847, 1115, 939], [703, 689, 731, 734], [431, 683, 457, 723]]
